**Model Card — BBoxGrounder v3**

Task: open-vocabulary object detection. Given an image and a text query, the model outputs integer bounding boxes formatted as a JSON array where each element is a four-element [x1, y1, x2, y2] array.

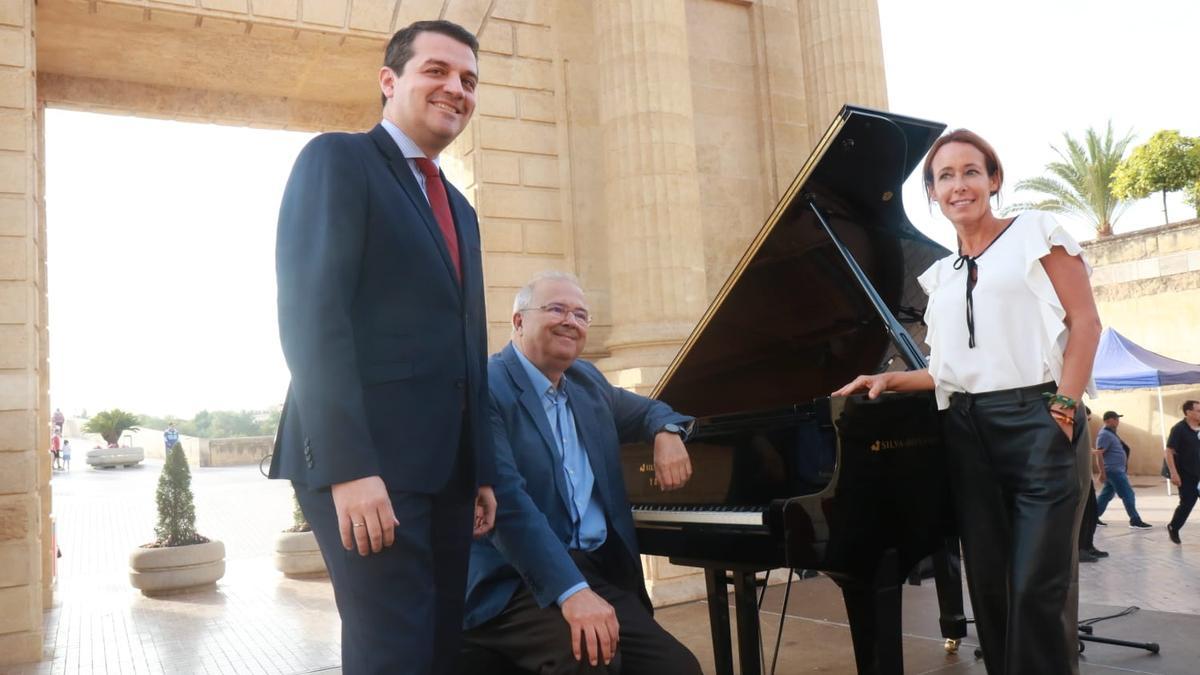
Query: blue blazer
[[463, 343, 693, 629], [271, 124, 494, 492]]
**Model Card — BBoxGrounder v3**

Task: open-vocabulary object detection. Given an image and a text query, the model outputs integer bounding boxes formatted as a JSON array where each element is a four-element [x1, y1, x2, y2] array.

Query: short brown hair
[[922, 128, 1005, 200], [1182, 400, 1199, 414], [380, 20, 479, 107]]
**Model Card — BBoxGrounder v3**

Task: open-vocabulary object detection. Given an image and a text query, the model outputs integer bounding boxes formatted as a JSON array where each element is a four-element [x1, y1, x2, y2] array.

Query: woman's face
[[927, 141, 999, 226]]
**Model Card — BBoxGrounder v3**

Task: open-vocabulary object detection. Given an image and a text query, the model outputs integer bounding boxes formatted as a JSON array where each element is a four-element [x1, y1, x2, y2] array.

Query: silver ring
[[352, 522, 365, 528]]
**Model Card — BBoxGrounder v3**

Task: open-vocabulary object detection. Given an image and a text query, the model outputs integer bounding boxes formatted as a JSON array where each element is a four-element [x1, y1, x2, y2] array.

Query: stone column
[[797, 0, 889, 149], [0, 0, 45, 666], [594, 0, 707, 390]]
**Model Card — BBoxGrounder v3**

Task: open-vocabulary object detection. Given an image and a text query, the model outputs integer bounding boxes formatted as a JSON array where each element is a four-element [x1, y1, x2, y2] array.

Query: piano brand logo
[[869, 436, 938, 452], [638, 463, 655, 473]]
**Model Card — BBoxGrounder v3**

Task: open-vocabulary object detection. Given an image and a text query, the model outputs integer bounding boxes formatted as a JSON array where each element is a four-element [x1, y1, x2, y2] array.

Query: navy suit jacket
[[463, 343, 693, 629], [271, 124, 494, 493]]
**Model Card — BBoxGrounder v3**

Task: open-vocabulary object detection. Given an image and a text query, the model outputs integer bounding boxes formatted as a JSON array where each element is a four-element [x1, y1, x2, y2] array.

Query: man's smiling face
[[381, 30, 477, 157]]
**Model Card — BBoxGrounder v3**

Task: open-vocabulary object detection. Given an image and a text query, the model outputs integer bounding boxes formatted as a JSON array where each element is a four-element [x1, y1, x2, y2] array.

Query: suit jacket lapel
[[562, 374, 614, 513], [367, 124, 461, 287], [502, 345, 575, 518]]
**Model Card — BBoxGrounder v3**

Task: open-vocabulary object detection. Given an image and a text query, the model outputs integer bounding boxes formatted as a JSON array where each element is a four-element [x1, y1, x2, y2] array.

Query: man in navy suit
[[272, 20, 495, 675], [462, 272, 703, 674]]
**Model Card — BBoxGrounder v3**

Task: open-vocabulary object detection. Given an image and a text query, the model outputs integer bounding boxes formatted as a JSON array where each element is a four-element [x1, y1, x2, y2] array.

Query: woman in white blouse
[[834, 129, 1101, 675]]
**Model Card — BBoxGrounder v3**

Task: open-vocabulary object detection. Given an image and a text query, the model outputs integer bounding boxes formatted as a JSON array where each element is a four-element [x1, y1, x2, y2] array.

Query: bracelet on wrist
[[1049, 409, 1076, 424], [1042, 393, 1077, 410]]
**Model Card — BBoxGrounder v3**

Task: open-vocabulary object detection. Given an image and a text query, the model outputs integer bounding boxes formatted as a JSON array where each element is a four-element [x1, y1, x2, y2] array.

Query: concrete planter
[[274, 530, 327, 578], [129, 540, 225, 596]]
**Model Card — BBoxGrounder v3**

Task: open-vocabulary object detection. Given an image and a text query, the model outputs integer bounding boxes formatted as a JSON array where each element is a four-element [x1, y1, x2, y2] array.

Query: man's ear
[[512, 312, 523, 334], [379, 66, 396, 100]]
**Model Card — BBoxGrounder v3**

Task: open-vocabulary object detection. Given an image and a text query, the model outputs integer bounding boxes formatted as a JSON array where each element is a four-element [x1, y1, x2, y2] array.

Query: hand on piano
[[561, 588, 620, 666], [832, 373, 894, 399], [653, 432, 693, 491]]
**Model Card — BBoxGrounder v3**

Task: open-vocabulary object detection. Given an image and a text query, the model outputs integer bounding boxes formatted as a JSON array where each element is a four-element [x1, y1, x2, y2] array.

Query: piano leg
[[704, 568, 735, 675], [731, 570, 763, 675], [931, 537, 966, 654], [832, 549, 904, 675]]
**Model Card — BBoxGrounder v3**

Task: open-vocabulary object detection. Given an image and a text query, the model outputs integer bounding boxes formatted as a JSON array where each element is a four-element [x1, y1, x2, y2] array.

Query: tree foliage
[[1008, 122, 1134, 237], [288, 490, 311, 533], [1111, 130, 1200, 224], [83, 408, 141, 445], [138, 408, 281, 439], [153, 442, 208, 547]]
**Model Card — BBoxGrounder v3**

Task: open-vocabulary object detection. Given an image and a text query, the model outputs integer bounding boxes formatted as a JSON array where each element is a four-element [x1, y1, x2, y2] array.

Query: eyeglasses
[[519, 303, 592, 326]]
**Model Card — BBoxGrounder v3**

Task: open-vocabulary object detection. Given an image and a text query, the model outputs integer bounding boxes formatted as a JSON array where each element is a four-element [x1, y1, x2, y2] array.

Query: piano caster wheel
[[943, 638, 961, 655]]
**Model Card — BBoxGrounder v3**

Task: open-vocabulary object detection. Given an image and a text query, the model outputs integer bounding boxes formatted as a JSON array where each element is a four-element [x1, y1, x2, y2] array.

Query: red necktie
[[413, 157, 461, 282]]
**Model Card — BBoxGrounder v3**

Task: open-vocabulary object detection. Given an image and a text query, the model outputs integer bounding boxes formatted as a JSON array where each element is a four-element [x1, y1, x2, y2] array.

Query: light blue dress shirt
[[512, 346, 607, 605], [380, 118, 439, 203]]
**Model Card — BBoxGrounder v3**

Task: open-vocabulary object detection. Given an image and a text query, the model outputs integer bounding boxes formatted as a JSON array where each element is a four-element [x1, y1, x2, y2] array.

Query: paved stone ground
[[4, 459, 1198, 674]]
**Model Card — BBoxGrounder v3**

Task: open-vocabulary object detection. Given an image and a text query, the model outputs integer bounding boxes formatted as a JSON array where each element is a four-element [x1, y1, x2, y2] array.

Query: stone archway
[[0, 0, 887, 664]]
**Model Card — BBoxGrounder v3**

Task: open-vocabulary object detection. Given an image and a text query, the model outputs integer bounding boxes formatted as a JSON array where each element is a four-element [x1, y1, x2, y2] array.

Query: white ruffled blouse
[[917, 210, 1097, 410]]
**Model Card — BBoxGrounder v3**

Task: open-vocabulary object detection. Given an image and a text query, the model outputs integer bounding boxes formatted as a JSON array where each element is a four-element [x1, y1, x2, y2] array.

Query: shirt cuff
[[556, 582, 590, 606]]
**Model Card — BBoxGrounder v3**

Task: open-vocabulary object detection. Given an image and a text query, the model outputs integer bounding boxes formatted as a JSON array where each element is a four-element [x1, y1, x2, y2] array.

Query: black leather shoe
[[1095, 519, 1107, 527], [1079, 549, 1099, 563], [1167, 524, 1181, 544], [1086, 547, 1109, 558]]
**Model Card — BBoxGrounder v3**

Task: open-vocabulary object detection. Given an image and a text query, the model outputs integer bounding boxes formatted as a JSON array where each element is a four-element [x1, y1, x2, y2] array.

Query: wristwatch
[[657, 422, 691, 441]]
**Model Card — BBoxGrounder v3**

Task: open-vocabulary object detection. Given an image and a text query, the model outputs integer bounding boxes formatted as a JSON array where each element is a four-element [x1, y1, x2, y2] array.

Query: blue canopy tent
[[1092, 327, 1200, 491]]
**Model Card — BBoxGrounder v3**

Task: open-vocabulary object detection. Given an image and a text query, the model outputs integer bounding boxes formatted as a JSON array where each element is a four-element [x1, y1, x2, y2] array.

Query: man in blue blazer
[[462, 272, 703, 674], [272, 20, 495, 675]]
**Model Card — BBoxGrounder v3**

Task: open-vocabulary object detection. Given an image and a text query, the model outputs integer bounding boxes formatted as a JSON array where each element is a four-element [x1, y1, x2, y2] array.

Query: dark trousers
[[1169, 470, 1199, 532], [944, 383, 1090, 675], [1078, 482, 1097, 550], [297, 463, 474, 675], [461, 539, 701, 675]]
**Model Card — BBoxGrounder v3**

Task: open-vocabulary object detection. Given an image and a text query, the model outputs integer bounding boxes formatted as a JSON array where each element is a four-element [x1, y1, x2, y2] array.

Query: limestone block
[[0, 195, 24, 235], [520, 155, 558, 188], [393, 0, 443, 30], [198, 16, 247, 34], [444, 0, 490, 35], [0, 409, 34, 452], [0, 493, 33, 542], [94, 2, 146, 24], [477, 84, 517, 118], [0, 370, 33, 410], [479, 184, 559, 221], [478, 53, 553, 90], [486, 324, 510, 353], [0, 26, 24, 68], [486, 286, 518, 318], [514, 24, 551, 60], [483, 251, 566, 287], [0, 538, 35, 586], [200, 0, 248, 13], [523, 221, 563, 254], [480, 150, 520, 185], [253, 0, 299, 21], [0, 627, 39, 667], [0, 68, 27, 109], [301, 0, 347, 28], [0, 584, 36, 636], [0, 150, 25, 193], [518, 90, 554, 123], [0, 324, 27, 368], [480, 118, 555, 155], [348, 0, 393, 33], [479, 20, 514, 56], [148, 9, 200, 30], [0, 1, 25, 29], [491, 0, 549, 26], [0, 236, 27, 280]]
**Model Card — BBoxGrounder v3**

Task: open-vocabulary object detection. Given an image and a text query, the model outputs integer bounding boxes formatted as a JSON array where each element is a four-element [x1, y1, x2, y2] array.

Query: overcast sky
[[46, 0, 1200, 417]]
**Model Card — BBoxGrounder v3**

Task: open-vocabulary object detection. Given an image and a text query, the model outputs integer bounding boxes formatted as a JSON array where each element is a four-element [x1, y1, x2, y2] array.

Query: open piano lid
[[654, 106, 951, 418]]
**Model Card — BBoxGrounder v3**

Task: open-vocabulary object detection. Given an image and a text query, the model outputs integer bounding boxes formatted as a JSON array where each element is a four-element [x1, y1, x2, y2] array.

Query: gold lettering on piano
[[869, 437, 938, 452], [638, 463, 655, 473]]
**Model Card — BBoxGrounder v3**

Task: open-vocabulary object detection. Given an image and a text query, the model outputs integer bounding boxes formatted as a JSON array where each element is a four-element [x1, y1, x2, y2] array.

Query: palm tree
[[83, 408, 141, 446], [1008, 122, 1134, 237]]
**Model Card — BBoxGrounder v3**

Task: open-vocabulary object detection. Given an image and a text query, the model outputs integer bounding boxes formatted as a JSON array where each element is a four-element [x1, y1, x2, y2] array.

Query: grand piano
[[621, 106, 966, 674]]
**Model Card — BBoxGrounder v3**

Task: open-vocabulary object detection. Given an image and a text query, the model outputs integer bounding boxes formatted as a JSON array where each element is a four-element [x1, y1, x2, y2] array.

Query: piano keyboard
[[631, 506, 766, 528]]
